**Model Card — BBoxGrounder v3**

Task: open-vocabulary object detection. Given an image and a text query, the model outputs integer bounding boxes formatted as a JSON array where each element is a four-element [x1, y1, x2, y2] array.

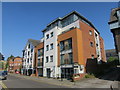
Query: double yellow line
[[0, 81, 8, 90]]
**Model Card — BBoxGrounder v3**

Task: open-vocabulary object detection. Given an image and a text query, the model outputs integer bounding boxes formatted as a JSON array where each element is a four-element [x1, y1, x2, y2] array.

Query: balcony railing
[[37, 62, 43, 66], [61, 59, 73, 65]]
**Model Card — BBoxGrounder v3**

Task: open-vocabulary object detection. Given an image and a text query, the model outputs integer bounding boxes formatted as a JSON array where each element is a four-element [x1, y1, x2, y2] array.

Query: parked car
[[15, 71, 19, 74], [0, 71, 7, 80]]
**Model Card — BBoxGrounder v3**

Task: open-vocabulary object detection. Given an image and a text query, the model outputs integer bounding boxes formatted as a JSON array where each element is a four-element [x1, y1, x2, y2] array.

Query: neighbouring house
[[33, 11, 106, 80], [106, 49, 118, 60], [8, 56, 22, 73], [22, 39, 40, 76], [0, 60, 7, 70], [0, 53, 6, 70], [0, 53, 4, 61], [34, 38, 44, 77], [108, 7, 120, 63]]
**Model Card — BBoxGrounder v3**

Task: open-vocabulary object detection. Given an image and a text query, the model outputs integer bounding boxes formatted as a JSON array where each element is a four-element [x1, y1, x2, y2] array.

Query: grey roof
[[105, 49, 116, 53], [0, 53, 4, 60], [42, 11, 99, 34], [108, 7, 120, 24], [28, 39, 40, 47]]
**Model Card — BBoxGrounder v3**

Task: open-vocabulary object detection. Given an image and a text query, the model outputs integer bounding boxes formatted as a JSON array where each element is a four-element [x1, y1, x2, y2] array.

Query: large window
[[60, 53, 73, 65], [38, 58, 43, 66], [62, 15, 74, 27], [60, 38, 72, 51], [38, 48, 44, 57]]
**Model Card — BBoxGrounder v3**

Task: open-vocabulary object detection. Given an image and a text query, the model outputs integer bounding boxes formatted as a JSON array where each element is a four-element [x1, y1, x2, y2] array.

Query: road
[[2, 75, 67, 88]]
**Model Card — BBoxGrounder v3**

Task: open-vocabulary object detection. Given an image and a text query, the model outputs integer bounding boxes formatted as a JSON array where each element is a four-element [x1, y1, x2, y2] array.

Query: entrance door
[[38, 68, 43, 76], [61, 68, 73, 79], [47, 68, 51, 78]]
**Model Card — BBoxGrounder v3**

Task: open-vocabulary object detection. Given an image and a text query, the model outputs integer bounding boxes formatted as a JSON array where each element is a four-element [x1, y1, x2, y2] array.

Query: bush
[[84, 73, 95, 78]]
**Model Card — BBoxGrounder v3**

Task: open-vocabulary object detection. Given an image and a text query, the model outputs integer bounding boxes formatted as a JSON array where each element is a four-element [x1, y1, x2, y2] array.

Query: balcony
[[37, 62, 43, 68]]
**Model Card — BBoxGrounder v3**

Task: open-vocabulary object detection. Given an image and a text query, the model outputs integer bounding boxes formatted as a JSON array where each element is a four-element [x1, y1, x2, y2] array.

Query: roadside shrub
[[84, 73, 95, 78]]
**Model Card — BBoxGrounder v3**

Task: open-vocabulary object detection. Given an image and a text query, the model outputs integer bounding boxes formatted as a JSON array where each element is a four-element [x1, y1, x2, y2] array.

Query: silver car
[[0, 71, 7, 80]]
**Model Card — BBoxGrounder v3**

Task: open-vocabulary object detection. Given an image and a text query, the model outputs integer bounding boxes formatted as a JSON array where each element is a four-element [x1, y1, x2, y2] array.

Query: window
[[27, 58, 29, 63], [60, 53, 73, 65], [50, 55, 53, 62], [89, 30, 92, 35], [91, 55, 94, 59], [95, 33, 98, 37], [90, 42, 94, 47], [31, 48, 33, 52], [28, 51, 30, 56], [46, 34, 49, 39], [60, 41, 64, 51], [46, 45, 49, 51], [28, 44, 30, 48], [38, 48, 43, 57], [96, 43, 98, 47], [60, 38, 72, 51], [62, 15, 74, 27], [46, 56, 49, 63], [50, 43, 53, 50], [51, 32, 53, 37]]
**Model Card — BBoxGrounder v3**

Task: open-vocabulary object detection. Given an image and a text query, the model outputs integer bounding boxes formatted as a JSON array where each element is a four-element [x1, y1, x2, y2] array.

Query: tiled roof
[[28, 39, 40, 47]]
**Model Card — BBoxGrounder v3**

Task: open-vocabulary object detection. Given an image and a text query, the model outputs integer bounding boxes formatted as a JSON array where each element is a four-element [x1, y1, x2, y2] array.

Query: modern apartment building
[[108, 7, 120, 63], [106, 49, 118, 60], [34, 11, 106, 80], [22, 39, 40, 76], [34, 38, 44, 77], [8, 56, 22, 73]]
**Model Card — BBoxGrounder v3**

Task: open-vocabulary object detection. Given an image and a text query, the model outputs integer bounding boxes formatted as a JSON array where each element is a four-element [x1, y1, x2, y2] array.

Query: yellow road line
[[0, 81, 8, 90]]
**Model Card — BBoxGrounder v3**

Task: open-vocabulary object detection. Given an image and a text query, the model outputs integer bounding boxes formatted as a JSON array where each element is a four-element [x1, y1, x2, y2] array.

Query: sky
[[2, 2, 118, 60]]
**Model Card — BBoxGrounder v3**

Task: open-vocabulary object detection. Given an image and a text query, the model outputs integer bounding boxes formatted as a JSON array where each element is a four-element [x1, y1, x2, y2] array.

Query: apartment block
[[22, 39, 40, 76], [34, 39, 44, 77], [33, 11, 106, 80], [8, 56, 22, 73], [108, 7, 120, 63]]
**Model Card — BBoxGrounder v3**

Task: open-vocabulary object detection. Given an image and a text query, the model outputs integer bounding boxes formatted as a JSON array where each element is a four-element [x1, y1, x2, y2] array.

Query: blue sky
[[2, 2, 118, 59]]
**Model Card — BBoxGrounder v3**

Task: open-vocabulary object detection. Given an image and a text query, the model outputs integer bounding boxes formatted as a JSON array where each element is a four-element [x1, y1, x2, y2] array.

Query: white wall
[[94, 30, 102, 63], [43, 20, 81, 77], [43, 26, 60, 77], [23, 43, 35, 70]]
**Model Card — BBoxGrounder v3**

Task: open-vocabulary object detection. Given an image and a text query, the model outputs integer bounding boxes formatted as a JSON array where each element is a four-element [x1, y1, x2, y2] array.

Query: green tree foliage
[[5, 55, 14, 70], [107, 57, 118, 63]]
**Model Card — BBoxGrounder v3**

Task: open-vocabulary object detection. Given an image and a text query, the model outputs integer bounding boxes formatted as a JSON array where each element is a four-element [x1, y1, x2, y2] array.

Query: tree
[[107, 57, 118, 63], [5, 55, 14, 71]]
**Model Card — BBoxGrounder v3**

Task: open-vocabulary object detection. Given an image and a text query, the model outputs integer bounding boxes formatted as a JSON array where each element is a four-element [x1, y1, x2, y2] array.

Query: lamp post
[[72, 62, 74, 82]]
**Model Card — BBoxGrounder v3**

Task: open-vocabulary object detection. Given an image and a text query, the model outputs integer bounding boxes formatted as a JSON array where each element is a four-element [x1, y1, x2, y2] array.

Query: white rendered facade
[[22, 41, 38, 75]]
